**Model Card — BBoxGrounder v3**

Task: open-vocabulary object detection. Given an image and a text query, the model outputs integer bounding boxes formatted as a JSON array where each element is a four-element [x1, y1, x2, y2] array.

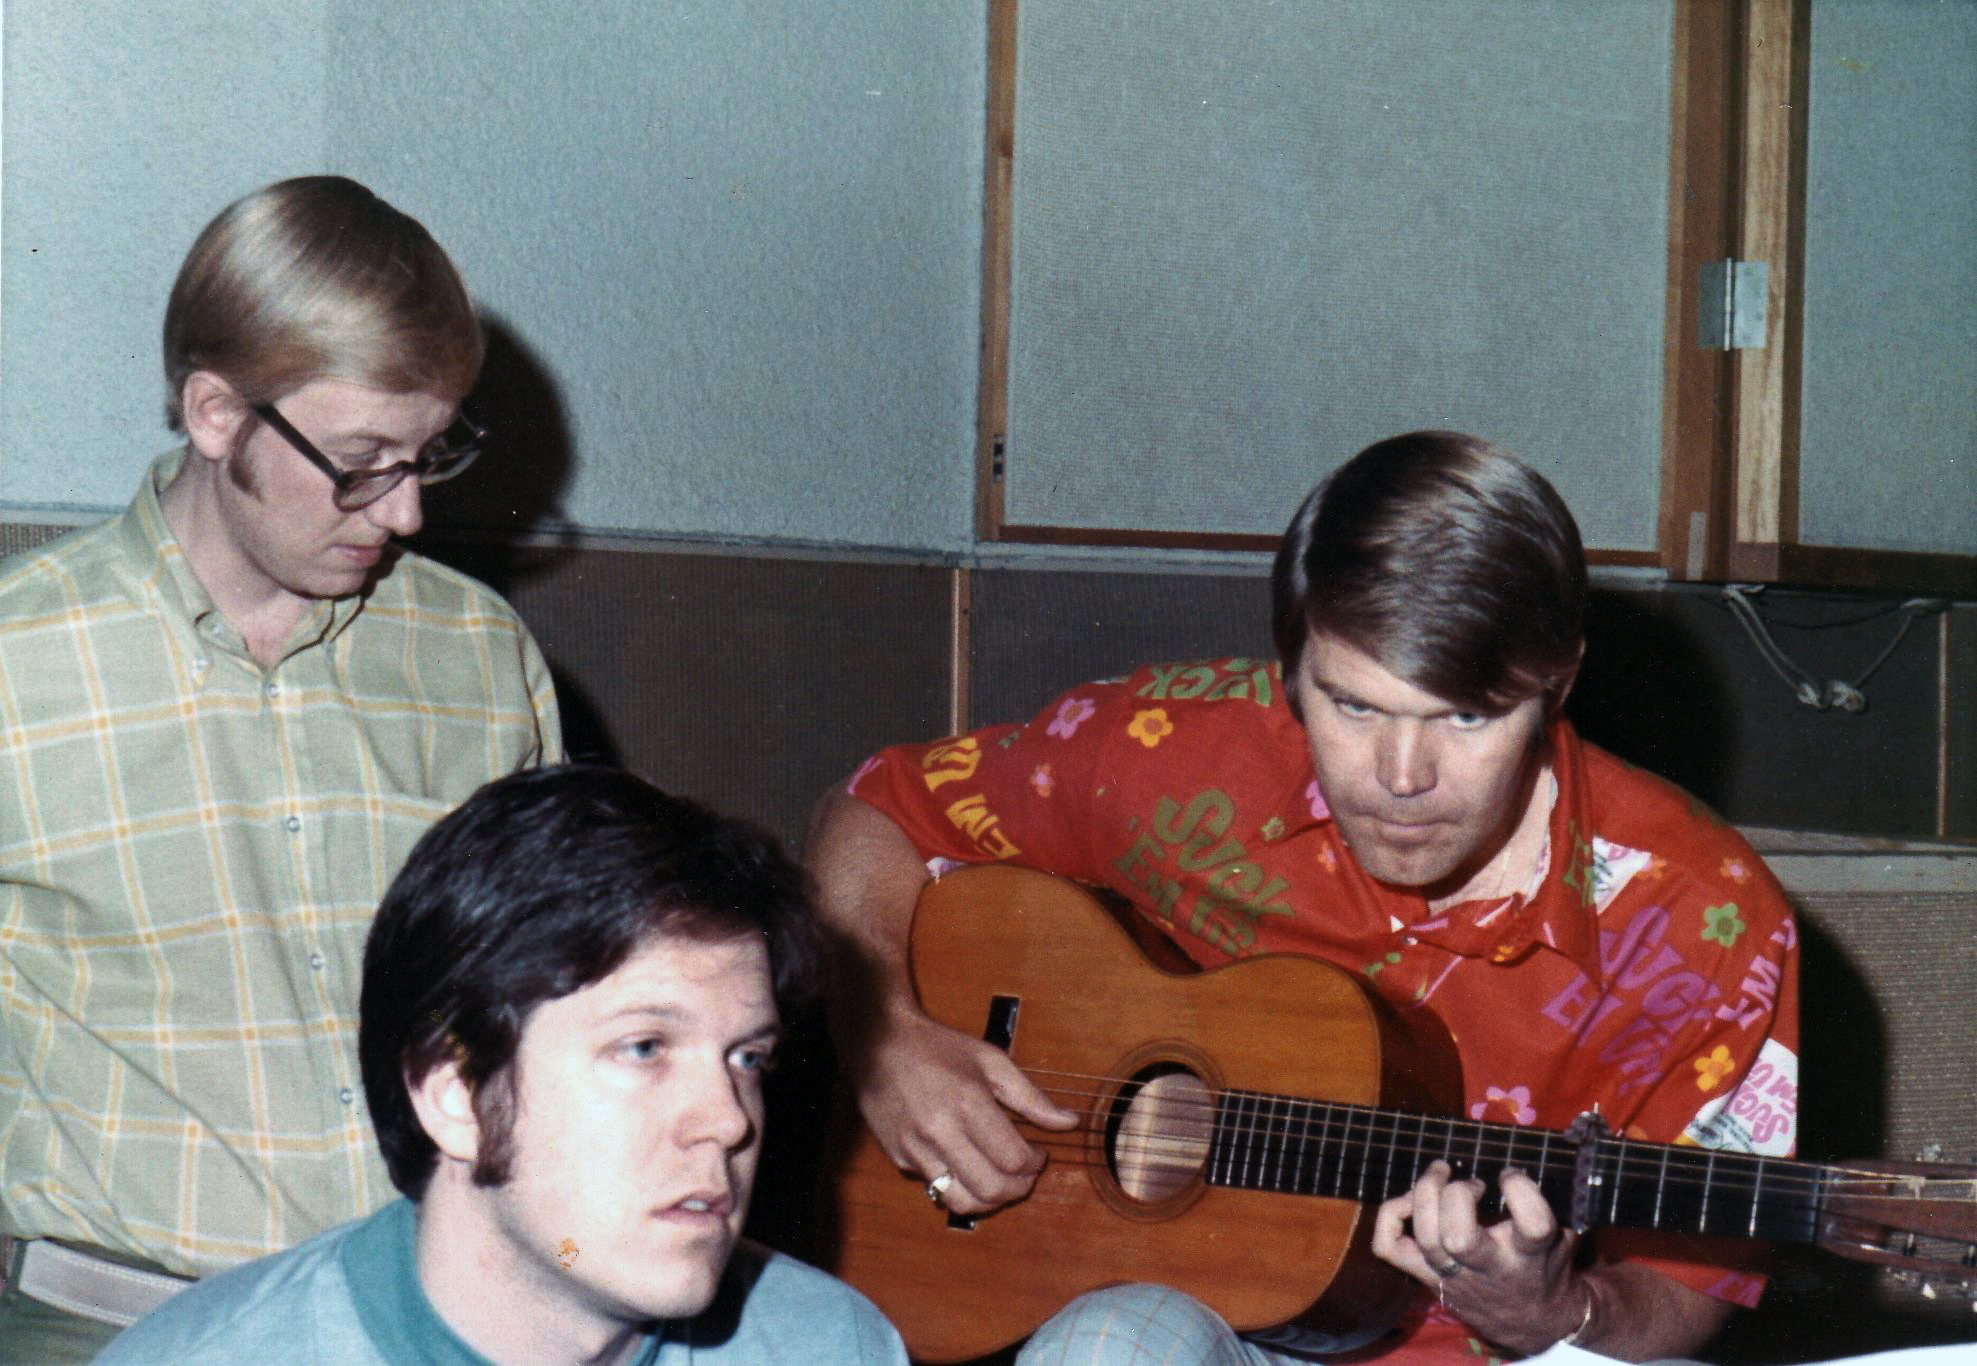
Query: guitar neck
[[1208, 1089, 1825, 1246]]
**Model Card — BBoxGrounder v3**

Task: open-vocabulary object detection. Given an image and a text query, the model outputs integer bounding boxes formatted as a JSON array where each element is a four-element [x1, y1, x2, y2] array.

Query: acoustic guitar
[[819, 865, 1977, 1362]]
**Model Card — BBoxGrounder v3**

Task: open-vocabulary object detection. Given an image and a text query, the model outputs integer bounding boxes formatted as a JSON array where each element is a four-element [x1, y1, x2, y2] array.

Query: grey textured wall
[[1005, 0, 1673, 549], [1799, 0, 1977, 556], [0, 3, 985, 551]]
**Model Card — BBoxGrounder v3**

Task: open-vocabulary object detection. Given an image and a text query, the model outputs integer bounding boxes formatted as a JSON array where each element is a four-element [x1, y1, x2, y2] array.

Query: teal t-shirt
[[96, 1199, 906, 1364]]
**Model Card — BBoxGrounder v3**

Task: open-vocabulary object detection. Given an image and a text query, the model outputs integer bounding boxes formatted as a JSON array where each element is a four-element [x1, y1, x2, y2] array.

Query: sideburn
[[224, 421, 262, 497], [468, 1066, 521, 1188]]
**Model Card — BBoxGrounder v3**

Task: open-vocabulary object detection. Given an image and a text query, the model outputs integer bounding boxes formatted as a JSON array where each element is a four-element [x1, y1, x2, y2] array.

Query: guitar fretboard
[[1206, 1089, 1823, 1245]]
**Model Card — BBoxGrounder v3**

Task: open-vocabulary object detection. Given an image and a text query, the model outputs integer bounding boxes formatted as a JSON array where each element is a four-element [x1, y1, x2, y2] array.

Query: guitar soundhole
[[1106, 1065, 1213, 1204]]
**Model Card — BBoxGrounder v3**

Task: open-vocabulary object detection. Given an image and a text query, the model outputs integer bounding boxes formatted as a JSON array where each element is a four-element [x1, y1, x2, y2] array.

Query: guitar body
[[820, 866, 1464, 1362]]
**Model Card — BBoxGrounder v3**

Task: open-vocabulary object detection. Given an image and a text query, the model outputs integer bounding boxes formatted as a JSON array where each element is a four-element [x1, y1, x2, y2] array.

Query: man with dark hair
[[808, 432, 1798, 1362], [0, 176, 559, 1359], [99, 765, 908, 1364]]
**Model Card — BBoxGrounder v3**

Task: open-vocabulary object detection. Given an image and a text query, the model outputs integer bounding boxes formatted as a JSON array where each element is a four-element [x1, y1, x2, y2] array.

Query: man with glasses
[[0, 175, 561, 1361]]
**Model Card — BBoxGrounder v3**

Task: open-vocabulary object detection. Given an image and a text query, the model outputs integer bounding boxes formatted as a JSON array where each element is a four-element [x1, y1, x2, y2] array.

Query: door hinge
[[1698, 259, 1769, 350]]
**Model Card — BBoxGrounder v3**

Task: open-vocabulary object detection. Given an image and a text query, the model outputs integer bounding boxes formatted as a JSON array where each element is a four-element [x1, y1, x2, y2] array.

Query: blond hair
[[162, 176, 483, 430]]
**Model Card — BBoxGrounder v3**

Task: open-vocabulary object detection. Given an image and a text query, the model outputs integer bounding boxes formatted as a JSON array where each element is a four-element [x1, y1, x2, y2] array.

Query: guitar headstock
[[1816, 1153, 1977, 1302]]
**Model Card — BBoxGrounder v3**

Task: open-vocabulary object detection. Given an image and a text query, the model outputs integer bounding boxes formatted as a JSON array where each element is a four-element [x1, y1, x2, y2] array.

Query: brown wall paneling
[[1570, 585, 1945, 839], [1950, 606, 1977, 839], [967, 566, 1954, 841], [424, 540, 953, 856], [965, 565, 1273, 729]]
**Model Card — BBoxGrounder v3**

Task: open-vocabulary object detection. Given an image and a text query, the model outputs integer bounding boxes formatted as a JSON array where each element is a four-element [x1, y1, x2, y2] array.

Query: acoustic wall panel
[[1003, 1, 1673, 550], [1797, 1, 1977, 557]]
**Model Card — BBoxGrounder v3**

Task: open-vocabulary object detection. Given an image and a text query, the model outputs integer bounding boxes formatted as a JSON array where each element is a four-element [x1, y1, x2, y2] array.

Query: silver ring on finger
[[924, 1171, 956, 1205], [1430, 1260, 1462, 1278]]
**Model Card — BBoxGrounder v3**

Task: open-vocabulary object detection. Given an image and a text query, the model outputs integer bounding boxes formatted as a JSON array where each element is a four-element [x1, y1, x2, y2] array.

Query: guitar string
[[1009, 1120, 1977, 1213], [1024, 1093, 1977, 1202], [996, 1069, 1977, 1203]]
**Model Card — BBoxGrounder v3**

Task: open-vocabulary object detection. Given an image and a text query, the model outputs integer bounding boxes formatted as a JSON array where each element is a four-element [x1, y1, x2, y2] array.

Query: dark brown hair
[[1271, 431, 1586, 718], [360, 764, 821, 1200]]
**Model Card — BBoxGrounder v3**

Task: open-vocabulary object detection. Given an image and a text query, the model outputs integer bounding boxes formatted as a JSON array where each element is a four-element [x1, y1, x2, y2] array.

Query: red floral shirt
[[850, 657, 1800, 1360]]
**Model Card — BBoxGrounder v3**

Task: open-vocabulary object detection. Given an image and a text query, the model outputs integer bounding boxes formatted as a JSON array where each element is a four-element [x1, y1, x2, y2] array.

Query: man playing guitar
[[807, 432, 1798, 1362]]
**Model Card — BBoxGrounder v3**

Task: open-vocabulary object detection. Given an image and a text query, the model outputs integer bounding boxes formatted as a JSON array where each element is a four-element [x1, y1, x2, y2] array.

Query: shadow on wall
[[423, 314, 575, 536], [1567, 588, 1736, 814], [413, 316, 624, 765]]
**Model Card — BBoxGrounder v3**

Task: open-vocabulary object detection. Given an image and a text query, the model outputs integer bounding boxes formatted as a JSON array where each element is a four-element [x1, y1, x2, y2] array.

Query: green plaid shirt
[[0, 453, 561, 1275]]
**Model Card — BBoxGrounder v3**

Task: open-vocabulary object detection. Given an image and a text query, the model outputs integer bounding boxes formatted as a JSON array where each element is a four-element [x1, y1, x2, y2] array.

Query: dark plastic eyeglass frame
[[251, 402, 487, 511]]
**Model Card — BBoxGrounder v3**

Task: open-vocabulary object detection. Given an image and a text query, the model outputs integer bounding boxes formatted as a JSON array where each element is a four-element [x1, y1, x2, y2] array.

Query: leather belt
[[9, 1238, 194, 1328]]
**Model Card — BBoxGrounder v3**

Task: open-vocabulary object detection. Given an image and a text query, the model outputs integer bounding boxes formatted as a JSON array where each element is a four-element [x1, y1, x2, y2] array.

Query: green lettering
[[1137, 663, 1186, 699], [1202, 672, 1250, 702], [1151, 790, 1233, 846], [1166, 665, 1217, 700]]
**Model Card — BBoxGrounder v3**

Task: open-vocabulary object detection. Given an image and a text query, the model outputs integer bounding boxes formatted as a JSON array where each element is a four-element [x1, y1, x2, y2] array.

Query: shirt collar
[[1287, 711, 1605, 979], [1416, 718, 1602, 977], [123, 448, 365, 664]]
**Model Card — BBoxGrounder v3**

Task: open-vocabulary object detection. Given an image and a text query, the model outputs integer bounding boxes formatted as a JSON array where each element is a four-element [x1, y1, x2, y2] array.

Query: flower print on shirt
[[1047, 696, 1097, 739], [1469, 1084, 1538, 1126], [1127, 708, 1174, 748], [1693, 1045, 1736, 1091], [1029, 763, 1055, 798], [1702, 903, 1747, 948], [1304, 778, 1329, 820]]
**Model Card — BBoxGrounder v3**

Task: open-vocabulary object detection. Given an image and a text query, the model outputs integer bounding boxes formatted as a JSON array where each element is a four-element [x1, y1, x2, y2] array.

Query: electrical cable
[[1720, 585, 1948, 713]]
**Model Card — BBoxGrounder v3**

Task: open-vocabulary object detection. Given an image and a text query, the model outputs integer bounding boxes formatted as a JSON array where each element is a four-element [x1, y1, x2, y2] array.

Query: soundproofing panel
[[1798, 1, 1977, 556], [1004, 1, 1673, 550]]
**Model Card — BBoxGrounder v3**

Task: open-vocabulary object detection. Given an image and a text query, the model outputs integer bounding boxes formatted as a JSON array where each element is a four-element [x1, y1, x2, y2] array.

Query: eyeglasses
[[252, 402, 487, 511]]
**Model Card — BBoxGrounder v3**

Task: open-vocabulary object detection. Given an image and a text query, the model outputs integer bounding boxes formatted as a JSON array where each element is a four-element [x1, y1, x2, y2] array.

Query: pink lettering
[[1642, 971, 1714, 1020], [1599, 904, 1671, 979], [1541, 975, 1598, 1032], [1713, 1000, 1768, 1029]]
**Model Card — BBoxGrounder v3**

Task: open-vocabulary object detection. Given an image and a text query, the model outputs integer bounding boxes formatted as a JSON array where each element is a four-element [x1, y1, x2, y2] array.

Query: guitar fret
[[1348, 1106, 1370, 1202], [1233, 1099, 1249, 1194], [1247, 1091, 1267, 1191], [1748, 1156, 1766, 1238], [1607, 1140, 1625, 1226], [1196, 1087, 1868, 1261], [1322, 1103, 1348, 1197], [1698, 1147, 1717, 1233], [1209, 1092, 1228, 1186], [1428, 1114, 1452, 1183], [1266, 1093, 1288, 1193], [1383, 1114, 1399, 1201], [1285, 1099, 1309, 1194], [1297, 1102, 1320, 1196]]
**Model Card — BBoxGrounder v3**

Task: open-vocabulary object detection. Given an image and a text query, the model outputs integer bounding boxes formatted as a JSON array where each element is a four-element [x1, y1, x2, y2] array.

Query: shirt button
[[264, 682, 280, 699], [285, 815, 302, 833], [191, 656, 210, 672], [338, 1087, 355, 1106], [308, 952, 326, 971]]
